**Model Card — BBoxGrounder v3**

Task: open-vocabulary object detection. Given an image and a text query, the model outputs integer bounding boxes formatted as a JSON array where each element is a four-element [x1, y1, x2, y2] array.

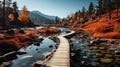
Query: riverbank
[[0, 27, 60, 54], [69, 31, 120, 67]]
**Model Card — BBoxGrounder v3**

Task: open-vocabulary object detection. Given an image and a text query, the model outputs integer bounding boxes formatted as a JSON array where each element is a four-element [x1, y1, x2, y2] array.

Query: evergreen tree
[[103, 0, 112, 22], [112, 0, 120, 16], [81, 6, 86, 17], [12, 2, 18, 20], [55, 16, 60, 23], [97, 0, 104, 15], [88, 2, 94, 16], [0, 1, 2, 24], [6, 0, 12, 7], [78, 10, 81, 18], [12, 2, 18, 12]]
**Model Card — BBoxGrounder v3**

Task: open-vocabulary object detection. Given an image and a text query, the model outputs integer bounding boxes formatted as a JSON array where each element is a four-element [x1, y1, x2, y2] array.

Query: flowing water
[[0, 27, 71, 67], [11, 37, 56, 67]]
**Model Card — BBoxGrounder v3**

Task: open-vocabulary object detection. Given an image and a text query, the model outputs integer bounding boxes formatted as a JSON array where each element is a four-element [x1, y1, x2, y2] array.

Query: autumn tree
[[8, 1, 19, 27], [88, 2, 94, 16], [18, 5, 29, 24]]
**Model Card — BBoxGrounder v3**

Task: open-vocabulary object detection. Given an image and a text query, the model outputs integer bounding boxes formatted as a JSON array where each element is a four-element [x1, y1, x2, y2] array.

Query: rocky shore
[[69, 31, 120, 67], [0, 27, 60, 54]]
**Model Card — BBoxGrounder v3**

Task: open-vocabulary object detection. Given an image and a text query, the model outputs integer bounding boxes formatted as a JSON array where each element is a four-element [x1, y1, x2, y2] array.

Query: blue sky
[[12, 0, 97, 18]]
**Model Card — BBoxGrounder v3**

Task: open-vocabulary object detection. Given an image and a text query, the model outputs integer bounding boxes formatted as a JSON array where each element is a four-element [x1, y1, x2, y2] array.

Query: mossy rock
[[88, 50, 94, 53], [99, 47, 106, 50], [106, 50, 115, 54], [95, 53, 104, 57], [96, 50, 101, 53], [115, 55, 120, 57], [115, 56, 120, 58], [115, 51, 120, 55], [96, 50, 106, 54], [89, 46, 98, 50], [115, 58, 120, 64], [105, 54, 113, 58], [88, 53, 95, 55], [100, 58, 113, 63]]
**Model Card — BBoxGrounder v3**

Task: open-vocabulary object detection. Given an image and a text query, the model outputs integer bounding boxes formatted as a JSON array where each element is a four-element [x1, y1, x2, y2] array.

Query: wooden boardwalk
[[33, 31, 75, 67], [46, 31, 75, 67], [62, 31, 75, 37], [46, 36, 70, 67]]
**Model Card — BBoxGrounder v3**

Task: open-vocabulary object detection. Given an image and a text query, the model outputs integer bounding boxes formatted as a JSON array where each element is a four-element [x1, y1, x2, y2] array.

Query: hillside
[[74, 9, 120, 39], [55, 9, 120, 39]]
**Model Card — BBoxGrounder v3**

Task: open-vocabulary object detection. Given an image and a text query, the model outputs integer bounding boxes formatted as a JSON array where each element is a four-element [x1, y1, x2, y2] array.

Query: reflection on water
[[11, 37, 56, 67], [56, 27, 70, 35], [10, 27, 70, 67]]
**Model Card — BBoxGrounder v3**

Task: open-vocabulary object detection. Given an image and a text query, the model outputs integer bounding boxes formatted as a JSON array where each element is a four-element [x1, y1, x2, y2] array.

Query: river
[[0, 27, 70, 67]]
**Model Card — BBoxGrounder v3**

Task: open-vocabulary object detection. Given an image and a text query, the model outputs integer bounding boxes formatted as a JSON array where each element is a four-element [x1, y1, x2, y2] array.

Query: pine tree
[[12, 2, 18, 12], [88, 2, 94, 16], [97, 0, 104, 15], [81, 6, 86, 17], [6, 0, 12, 7], [108, 0, 112, 21], [103, 0, 112, 23], [0, 1, 2, 23], [12, 1, 19, 20], [55, 16, 60, 23], [112, 0, 120, 16], [2, 0, 6, 27]]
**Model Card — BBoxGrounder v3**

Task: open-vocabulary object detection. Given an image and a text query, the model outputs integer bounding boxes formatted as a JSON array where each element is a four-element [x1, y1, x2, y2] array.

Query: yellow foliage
[[71, 14, 76, 19], [8, 13, 14, 21], [18, 6, 29, 24]]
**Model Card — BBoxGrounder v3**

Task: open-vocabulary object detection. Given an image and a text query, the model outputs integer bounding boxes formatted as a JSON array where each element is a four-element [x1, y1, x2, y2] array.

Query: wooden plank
[[62, 31, 75, 37]]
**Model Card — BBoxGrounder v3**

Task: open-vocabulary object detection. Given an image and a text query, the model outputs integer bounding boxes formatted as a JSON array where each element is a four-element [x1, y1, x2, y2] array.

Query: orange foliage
[[18, 5, 29, 24], [0, 29, 39, 50], [0, 38, 21, 49], [8, 13, 14, 21], [93, 32, 120, 39], [73, 9, 120, 39], [39, 27, 60, 33]]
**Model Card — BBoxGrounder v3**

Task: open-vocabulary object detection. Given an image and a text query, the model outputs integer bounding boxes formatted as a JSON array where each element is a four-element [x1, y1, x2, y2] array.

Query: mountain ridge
[[31, 10, 61, 20], [28, 10, 61, 24]]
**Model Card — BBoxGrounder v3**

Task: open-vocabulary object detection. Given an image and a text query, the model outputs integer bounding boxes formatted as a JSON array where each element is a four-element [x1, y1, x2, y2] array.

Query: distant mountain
[[29, 12, 54, 24], [31, 10, 61, 20], [28, 10, 61, 24]]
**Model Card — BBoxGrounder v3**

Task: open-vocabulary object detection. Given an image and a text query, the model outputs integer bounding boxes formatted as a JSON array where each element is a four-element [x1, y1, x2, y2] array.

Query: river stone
[[6, 29, 15, 35]]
